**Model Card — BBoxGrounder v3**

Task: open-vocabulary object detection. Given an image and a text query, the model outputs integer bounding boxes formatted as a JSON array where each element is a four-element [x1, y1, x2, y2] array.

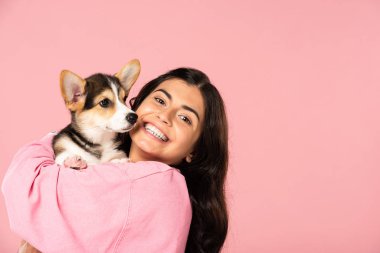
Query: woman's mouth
[[144, 123, 169, 142]]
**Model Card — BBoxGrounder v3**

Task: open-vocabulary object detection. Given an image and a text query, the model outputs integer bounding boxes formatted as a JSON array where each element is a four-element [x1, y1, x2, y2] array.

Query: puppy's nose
[[126, 113, 138, 124]]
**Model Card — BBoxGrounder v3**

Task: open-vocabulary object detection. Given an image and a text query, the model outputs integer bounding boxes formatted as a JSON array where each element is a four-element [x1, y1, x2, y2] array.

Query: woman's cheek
[[137, 101, 156, 114], [177, 127, 193, 146]]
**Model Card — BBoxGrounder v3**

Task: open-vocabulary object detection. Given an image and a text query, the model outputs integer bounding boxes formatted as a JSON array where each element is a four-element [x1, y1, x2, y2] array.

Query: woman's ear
[[185, 153, 193, 163]]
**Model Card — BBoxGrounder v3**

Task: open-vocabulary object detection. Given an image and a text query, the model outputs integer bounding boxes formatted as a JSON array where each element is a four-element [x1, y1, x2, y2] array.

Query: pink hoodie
[[2, 133, 192, 253]]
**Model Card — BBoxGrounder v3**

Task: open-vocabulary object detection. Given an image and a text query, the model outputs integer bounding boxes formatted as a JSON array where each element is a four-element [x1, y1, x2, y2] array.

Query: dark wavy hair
[[123, 68, 229, 253]]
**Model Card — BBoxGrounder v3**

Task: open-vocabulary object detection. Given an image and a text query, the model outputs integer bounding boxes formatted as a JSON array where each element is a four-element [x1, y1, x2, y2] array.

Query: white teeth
[[144, 123, 169, 142]]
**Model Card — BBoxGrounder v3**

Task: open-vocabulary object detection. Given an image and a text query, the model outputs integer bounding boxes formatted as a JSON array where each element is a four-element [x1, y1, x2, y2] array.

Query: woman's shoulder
[[122, 160, 182, 180], [85, 160, 186, 192], [121, 161, 191, 213]]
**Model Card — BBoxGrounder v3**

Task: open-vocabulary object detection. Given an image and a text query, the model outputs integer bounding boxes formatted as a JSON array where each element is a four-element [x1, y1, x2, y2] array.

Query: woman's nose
[[156, 109, 173, 126]]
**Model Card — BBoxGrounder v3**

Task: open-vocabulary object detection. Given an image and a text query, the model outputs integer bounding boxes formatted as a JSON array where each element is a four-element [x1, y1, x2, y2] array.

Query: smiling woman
[[123, 68, 229, 253]]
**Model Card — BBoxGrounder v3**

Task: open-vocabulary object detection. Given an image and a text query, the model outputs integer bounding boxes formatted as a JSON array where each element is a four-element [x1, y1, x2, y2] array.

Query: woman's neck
[[129, 143, 156, 163]]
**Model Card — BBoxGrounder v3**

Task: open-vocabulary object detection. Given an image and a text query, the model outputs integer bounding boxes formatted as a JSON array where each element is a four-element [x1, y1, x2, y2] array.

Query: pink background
[[1, 0, 380, 252]]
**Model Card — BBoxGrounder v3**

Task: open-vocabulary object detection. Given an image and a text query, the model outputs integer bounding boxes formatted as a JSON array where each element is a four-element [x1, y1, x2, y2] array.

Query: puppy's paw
[[63, 155, 87, 170], [110, 158, 129, 163]]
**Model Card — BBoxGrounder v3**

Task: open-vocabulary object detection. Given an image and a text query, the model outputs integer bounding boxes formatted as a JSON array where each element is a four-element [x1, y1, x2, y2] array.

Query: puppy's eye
[[99, 99, 111, 108]]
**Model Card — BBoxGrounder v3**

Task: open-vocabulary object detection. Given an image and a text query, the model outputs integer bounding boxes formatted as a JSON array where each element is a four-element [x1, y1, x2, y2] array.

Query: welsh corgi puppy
[[52, 59, 141, 168]]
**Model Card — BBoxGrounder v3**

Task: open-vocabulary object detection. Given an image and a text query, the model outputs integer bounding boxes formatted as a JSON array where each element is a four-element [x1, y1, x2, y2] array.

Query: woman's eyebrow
[[156, 89, 172, 100], [155, 89, 200, 121], [182, 105, 200, 121]]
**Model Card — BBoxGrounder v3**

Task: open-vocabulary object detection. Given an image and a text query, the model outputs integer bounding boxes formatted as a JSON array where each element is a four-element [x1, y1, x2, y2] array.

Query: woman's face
[[129, 78, 205, 165]]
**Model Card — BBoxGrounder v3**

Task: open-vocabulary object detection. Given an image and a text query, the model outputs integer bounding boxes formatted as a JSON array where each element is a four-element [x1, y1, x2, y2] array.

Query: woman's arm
[[2, 133, 191, 253]]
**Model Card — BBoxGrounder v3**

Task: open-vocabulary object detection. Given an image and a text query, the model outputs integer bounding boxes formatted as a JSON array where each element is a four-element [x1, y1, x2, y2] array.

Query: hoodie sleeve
[[1, 133, 192, 253]]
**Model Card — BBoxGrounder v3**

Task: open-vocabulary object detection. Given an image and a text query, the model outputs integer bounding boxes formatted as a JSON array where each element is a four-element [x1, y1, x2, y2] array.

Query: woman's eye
[[179, 115, 192, 125], [99, 99, 111, 108], [154, 97, 165, 105]]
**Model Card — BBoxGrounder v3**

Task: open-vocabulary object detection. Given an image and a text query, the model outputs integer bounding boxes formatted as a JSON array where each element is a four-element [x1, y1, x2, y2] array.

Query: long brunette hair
[[124, 68, 228, 253]]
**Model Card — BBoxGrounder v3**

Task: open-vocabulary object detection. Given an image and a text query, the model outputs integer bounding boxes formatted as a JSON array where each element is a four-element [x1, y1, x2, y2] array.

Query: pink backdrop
[[1, 0, 380, 252]]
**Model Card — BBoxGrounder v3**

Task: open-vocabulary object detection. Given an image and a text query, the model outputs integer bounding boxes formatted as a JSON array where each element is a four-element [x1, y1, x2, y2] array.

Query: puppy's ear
[[60, 70, 86, 111], [115, 59, 141, 92]]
